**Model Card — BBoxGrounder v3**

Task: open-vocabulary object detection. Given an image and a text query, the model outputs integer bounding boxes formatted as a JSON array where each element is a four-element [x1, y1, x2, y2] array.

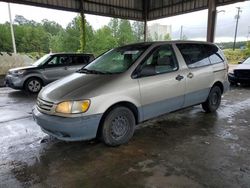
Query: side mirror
[[138, 65, 156, 77], [238, 60, 243, 64]]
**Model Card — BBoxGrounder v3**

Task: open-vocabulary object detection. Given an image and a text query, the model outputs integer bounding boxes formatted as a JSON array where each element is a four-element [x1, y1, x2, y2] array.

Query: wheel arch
[[96, 101, 140, 137], [24, 76, 44, 87], [212, 81, 224, 94]]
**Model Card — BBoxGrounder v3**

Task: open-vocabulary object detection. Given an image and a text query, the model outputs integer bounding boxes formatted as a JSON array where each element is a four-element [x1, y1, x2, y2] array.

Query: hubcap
[[110, 115, 129, 140], [28, 80, 41, 92], [211, 92, 219, 105]]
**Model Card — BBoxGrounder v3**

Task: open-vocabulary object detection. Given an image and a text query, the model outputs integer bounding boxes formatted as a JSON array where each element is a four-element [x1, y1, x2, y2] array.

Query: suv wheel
[[25, 78, 42, 93], [202, 86, 222, 113], [101, 106, 135, 146]]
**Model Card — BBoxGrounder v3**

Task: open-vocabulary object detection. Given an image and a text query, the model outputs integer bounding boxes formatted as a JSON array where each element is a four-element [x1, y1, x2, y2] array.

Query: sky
[[0, 1, 249, 42]]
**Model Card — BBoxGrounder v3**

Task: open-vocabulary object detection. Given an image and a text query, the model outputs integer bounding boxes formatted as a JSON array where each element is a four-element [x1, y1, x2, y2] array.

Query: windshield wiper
[[77, 68, 105, 74]]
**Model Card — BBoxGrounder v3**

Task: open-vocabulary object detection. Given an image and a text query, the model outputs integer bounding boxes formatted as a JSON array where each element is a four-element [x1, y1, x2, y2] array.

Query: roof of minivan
[[127, 40, 214, 46], [119, 40, 216, 49]]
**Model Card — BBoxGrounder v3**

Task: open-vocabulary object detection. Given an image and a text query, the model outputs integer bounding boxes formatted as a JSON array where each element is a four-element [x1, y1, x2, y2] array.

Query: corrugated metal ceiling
[[0, 0, 245, 21]]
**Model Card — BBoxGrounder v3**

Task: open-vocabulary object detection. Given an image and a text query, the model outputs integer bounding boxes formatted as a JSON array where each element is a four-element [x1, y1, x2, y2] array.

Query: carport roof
[[0, 0, 245, 21]]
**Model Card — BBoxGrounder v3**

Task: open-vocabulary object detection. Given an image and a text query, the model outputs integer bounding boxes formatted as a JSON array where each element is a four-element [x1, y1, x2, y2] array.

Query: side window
[[46, 56, 58, 66], [46, 56, 71, 66], [58, 56, 72, 65], [177, 44, 210, 68], [140, 45, 178, 76], [205, 44, 224, 64], [70, 56, 92, 65]]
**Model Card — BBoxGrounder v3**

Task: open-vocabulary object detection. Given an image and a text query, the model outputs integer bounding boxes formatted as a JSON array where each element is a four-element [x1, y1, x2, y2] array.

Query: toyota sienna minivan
[[33, 41, 229, 146]]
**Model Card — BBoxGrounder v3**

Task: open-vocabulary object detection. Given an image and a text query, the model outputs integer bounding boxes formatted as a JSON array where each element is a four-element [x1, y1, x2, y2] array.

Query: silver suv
[[33, 41, 229, 146], [5, 53, 94, 93]]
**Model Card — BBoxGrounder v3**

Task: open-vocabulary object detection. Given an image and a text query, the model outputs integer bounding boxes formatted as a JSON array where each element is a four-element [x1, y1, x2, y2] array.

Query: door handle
[[64, 67, 68, 70], [176, 75, 184, 81], [187, 72, 194, 78]]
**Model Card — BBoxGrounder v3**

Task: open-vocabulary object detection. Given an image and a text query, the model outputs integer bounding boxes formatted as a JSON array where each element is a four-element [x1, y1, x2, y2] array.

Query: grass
[[223, 49, 248, 64]]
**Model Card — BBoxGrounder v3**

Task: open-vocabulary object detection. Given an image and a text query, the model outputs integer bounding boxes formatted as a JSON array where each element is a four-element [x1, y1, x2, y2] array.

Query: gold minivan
[[33, 41, 229, 146]]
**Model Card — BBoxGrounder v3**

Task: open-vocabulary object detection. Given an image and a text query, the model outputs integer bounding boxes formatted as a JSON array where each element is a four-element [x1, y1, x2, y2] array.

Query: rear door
[[176, 43, 213, 107], [137, 44, 186, 121]]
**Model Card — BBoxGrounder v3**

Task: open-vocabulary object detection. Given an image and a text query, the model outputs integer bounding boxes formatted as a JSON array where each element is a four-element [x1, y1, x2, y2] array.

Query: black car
[[228, 57, 250, 85], [5, 53, 95, 93]]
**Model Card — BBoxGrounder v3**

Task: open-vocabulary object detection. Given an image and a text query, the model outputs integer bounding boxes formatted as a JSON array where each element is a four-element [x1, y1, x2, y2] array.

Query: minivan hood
[[39, 73, 115, 103]]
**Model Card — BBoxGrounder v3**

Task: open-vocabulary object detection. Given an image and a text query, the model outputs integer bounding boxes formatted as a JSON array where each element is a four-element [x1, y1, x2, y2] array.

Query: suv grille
[[234, 70, 250, 79], [37, 98, 54, 112]]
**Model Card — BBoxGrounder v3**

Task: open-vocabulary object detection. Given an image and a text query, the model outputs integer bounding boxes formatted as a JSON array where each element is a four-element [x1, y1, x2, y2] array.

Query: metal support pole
[[143, 0, 148, 42], [233, 7, 241, 51], [80, 0, 86, 52], [8, 3, 17, 54], [144, 20, 147, 42], [207, 0, 217, 43]]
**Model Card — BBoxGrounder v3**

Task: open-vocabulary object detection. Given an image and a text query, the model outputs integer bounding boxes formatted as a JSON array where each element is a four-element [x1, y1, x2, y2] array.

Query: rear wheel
[[25, 77, 42, 93], [101, 106, 135, 146], [202, 86, 222, 113]]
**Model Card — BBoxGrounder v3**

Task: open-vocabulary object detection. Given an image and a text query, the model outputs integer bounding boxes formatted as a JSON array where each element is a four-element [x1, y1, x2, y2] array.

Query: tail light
[[226, 63, 229, 72]]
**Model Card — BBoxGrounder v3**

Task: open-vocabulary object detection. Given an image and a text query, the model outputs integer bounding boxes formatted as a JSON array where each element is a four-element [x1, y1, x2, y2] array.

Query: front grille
[[234, 70, 250, 79], [37, 98, 54, 112]]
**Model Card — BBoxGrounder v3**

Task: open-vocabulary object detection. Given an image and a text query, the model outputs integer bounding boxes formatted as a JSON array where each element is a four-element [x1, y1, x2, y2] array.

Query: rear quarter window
[[204, 44, 225, 64], [176, 43, 210, 68]]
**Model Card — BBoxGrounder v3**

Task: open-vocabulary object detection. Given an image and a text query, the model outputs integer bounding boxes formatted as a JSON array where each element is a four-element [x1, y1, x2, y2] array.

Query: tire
[[101, 106, 135, 146], [202, 86, 222, 113], [25, 77, 43, 93]]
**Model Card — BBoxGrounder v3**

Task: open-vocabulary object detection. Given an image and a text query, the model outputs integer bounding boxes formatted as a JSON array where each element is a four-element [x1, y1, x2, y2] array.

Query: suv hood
[[235, 64, 250, 70], [9, 65, 37, 72], [39, 73, 115, 103]]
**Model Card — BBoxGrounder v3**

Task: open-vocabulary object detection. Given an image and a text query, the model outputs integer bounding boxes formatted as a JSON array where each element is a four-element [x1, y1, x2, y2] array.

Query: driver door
[[137, 45, 186, 121]]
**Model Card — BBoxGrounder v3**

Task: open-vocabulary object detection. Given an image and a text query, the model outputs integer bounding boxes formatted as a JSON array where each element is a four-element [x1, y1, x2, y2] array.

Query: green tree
[[79, 14, 86, 52], [117, 20, 135, 46], [245, 41, 250, 56], [85, 22, 95, 53], [108, 18, 119, 38], [92, 26, 117, 55], [164, 33, 171, 41], [42, 19, 63, 36], [0, 23, 12, 52], [132, 21, 144, 42], [14, 15, 29, 25]]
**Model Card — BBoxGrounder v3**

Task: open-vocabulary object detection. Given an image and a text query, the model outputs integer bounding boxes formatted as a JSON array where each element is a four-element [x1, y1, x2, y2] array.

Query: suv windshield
[[33, 54, 51, 67], [84, 44, 150, 74]]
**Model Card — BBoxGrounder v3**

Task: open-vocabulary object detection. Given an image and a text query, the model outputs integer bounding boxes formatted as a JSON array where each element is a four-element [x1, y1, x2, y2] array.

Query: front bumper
[[4, 74, 24, 89], [32, 107, 102, 141]]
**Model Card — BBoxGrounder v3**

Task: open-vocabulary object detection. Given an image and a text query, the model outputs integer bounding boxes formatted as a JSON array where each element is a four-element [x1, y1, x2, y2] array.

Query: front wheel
[[202, 86, 222, 113], [25, 78, 42, 93], [101, 106, 135, 146]]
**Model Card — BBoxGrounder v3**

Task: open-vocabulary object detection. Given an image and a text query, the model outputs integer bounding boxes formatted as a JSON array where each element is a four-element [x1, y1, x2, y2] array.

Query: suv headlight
[[11, 69, 26, 75], [55, 100, 90, 114]]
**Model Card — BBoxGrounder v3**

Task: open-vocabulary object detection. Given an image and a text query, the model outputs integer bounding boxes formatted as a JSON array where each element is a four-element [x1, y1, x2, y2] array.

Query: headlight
[[11, 69, 26, 75], [55, 100, 90, 114]]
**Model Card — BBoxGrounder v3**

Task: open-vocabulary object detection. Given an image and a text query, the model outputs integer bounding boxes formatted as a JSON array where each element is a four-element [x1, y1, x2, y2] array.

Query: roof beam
[[0, 0, 245, 21]]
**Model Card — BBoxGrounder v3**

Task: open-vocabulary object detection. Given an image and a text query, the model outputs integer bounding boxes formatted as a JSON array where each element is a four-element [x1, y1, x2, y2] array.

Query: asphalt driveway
[[0, 86, 250, 188]]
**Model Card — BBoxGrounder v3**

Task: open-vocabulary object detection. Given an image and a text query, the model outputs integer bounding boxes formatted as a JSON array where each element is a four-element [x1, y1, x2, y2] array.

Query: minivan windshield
[[243, 57, 250, 64], [33, 54, 51, 67], [83, 44, 150, 74]]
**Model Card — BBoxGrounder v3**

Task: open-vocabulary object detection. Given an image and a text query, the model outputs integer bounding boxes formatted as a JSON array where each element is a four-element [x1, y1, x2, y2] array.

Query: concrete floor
[[0, 86, 250, 188]]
